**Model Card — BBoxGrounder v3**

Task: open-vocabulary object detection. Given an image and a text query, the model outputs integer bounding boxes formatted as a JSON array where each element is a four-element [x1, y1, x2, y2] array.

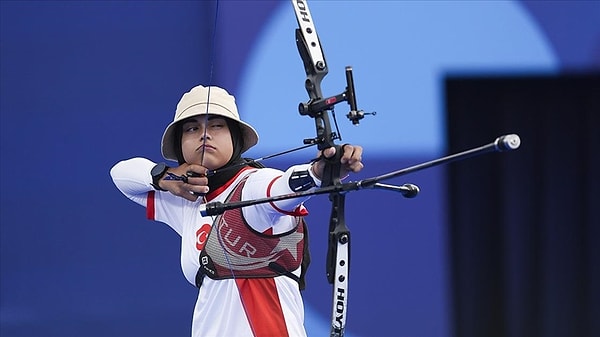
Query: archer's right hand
[[158, 164, 210, 201]]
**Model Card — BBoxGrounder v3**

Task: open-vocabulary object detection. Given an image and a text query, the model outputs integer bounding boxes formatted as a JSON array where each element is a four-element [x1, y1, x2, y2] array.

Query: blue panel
[[0, 0, 597, 336]]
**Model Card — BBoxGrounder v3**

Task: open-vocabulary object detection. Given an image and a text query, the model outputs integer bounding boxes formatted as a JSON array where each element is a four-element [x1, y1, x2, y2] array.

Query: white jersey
[[110, 158, 320, 337]]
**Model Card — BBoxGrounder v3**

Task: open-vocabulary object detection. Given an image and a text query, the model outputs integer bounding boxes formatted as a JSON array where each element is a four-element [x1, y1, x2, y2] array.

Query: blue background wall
[[1, 1, 598, 336]]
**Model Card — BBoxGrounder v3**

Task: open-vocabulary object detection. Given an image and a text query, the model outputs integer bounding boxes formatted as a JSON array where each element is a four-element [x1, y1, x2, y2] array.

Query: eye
[[184, 125, 199, 133], [209, 120, 226, 129]]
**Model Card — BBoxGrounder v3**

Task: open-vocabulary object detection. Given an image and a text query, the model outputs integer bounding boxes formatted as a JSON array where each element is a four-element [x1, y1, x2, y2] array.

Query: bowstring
[[202, 1, 259, 335], [201, 0, 219, 167]]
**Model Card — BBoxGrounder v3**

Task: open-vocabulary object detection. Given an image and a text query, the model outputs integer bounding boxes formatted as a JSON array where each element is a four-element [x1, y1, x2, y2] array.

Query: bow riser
[[292, 1, 353, 335]]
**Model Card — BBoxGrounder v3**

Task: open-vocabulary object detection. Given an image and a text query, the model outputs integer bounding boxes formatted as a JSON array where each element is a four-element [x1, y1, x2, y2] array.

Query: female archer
[[110, 85, 364, 337]]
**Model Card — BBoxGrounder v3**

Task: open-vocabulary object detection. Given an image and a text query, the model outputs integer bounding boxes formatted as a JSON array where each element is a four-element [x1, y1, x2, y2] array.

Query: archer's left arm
[[263, 144, 364, 208], [241, 145, 365, 231]]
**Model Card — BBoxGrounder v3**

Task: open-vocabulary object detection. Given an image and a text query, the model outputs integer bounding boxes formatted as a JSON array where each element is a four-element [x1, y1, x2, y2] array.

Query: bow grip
[[320, 144, 343, 188]]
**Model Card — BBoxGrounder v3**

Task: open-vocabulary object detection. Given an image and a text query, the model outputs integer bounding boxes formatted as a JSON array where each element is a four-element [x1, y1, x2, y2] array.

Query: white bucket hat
[[161, 85, 259, 161]]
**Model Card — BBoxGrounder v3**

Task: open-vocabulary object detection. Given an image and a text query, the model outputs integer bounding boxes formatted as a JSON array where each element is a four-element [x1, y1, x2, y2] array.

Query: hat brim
[[161, 104, 259, 162]]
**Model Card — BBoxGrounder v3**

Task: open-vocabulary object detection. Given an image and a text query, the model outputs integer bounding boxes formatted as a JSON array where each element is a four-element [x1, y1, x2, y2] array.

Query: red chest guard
[[196, 176, 306, 287]]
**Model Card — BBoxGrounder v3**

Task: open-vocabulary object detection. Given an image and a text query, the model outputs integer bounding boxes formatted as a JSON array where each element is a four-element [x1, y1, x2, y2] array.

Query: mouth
[[197, 144, 215, 152]]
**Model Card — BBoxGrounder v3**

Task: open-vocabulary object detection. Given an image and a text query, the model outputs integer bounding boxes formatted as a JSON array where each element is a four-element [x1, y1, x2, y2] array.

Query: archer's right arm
[[110, 157, 157, 207], [110, 157, 186, 235]]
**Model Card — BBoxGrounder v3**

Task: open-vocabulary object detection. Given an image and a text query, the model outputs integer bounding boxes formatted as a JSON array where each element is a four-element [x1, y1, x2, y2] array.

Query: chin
[[200, 160, 224, 171]]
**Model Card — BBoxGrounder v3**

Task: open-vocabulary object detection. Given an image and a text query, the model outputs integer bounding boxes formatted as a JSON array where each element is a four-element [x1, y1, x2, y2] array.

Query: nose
[[199, 132, 211, 141], [198, 125, 211, 141]]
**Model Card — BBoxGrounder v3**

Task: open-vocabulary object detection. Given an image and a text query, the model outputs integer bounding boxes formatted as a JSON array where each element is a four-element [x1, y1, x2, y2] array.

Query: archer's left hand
[[311, 144, 364, 181]]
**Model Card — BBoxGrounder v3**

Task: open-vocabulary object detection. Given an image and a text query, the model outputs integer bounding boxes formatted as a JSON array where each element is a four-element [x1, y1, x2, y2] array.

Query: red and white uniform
[[110, 157, 320, 337]]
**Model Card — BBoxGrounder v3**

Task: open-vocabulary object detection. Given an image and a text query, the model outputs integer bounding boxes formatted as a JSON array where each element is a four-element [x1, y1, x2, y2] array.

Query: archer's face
[[181, 115, 233, 170]]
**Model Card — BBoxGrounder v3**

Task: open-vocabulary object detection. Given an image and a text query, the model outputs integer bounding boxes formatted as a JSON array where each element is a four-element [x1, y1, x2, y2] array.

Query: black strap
[[268, 262, 301, 283], [195, 268, 206, 288]]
